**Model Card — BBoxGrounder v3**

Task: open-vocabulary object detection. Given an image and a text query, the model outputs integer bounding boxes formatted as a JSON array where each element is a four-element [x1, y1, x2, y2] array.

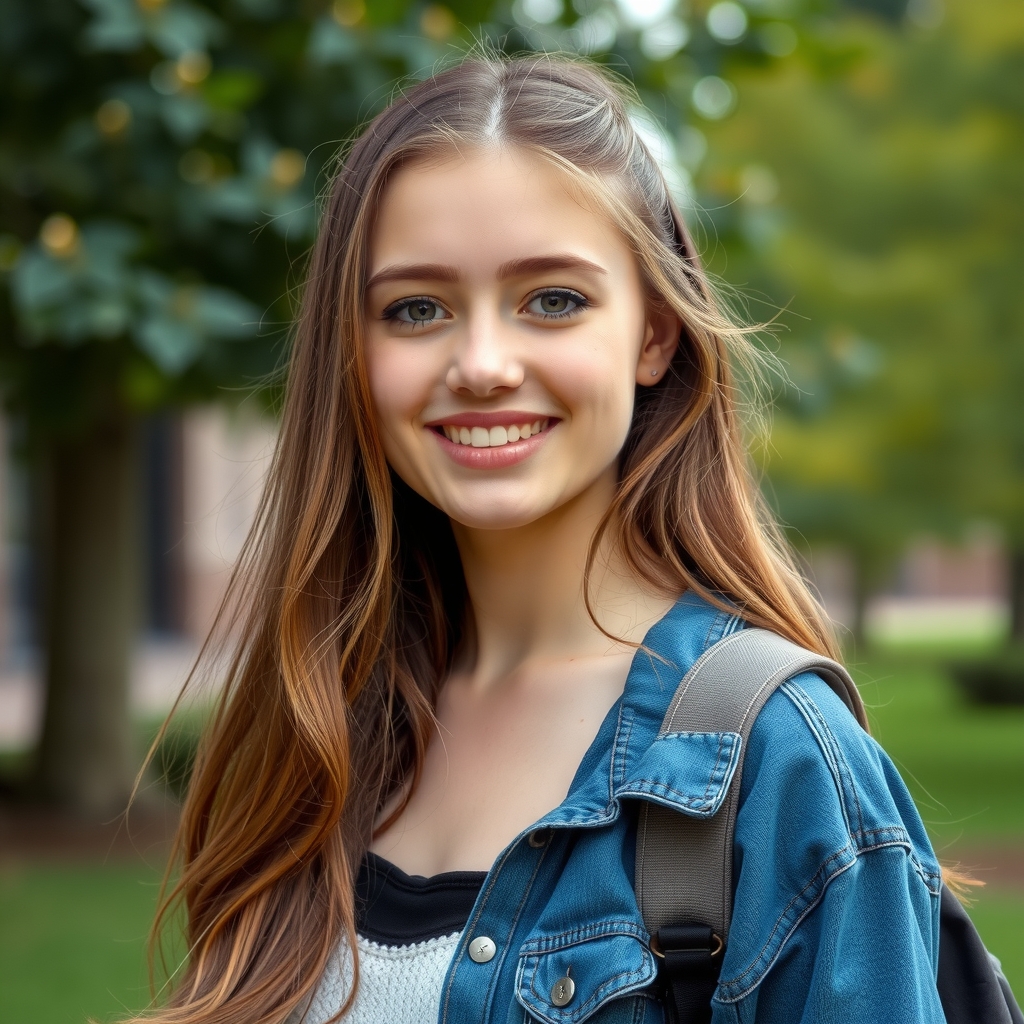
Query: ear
[[636, 301, 682, 386]]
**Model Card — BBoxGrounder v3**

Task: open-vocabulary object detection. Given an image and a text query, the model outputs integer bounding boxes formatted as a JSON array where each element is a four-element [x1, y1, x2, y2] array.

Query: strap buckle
[[649, 924, 724, 960]]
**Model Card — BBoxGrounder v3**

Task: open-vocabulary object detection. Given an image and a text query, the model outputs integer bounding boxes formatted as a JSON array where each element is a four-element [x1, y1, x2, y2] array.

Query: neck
[[450, 468, 674, 688]]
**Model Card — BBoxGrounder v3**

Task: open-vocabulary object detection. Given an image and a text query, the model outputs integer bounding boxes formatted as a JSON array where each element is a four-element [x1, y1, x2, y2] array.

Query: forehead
[[368, 146, 636, 279]]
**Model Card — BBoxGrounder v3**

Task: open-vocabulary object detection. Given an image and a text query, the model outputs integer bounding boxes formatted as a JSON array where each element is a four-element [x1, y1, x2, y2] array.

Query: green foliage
[[692, 0, 1024, 563], [0, 0, 488, 432]]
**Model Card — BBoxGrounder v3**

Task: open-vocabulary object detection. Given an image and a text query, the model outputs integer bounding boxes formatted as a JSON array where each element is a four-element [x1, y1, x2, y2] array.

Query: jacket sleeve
[[711, 672, 946, 1024]]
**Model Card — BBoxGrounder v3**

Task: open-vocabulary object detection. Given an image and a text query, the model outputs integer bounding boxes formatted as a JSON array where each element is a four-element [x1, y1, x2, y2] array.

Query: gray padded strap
[[635, 627, 866, 943]]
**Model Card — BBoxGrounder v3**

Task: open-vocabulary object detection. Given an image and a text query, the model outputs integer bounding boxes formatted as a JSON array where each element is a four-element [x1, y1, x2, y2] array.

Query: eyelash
[[379, 287, 591, 326], [524, 288, 589, 319], [380, 296, 450, 326]]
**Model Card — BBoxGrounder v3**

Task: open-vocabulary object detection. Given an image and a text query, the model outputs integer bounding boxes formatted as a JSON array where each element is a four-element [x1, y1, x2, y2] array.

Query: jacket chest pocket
[[515, 927, 659, 1024]]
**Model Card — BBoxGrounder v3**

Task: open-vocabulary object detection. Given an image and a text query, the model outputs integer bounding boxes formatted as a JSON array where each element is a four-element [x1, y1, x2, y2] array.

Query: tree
[[0, 0, 503, 811], [687, 0, 1024, 638]]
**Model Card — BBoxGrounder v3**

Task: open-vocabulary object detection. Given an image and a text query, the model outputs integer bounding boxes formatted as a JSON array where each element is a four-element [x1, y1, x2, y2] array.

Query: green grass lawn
[[857, 649, 1024, 847], [0, 862, 164, 1024], [968, 888, 1024, 994], [853, 647, 1024, 992], [0, 649, 1021, 1022]]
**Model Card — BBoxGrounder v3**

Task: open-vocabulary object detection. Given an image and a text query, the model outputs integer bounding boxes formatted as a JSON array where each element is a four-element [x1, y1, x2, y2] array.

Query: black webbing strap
[[655, 924, 723, 1024]]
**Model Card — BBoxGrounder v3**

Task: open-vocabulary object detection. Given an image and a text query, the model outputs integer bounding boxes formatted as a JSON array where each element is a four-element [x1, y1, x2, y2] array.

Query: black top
[[356, 852, 486, 946]]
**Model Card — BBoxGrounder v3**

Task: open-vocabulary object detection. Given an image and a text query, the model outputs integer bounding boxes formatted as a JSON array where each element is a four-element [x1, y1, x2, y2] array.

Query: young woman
[[141, 56, 947, 1024]]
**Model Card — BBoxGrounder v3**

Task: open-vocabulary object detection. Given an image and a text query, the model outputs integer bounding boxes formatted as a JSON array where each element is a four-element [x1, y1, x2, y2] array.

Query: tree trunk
[[33, 412, 142, 814], [1010, 548, 1024, 643], [849, 549, 871, 652]]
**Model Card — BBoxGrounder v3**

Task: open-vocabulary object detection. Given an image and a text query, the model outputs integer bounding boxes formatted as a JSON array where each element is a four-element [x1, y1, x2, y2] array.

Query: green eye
[[525, 289, 587, 318], [539, 294, 569, 313], [407, 300, 438, 321], [382, 296, 450, 325]]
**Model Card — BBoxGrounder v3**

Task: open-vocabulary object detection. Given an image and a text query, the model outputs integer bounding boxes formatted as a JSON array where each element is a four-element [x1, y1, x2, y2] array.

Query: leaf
[[79, 0, 145, 52], [136, 314, 203, 373], [11, 250, 76, 311], [135, 268, 176, 309], [87, 298, 132, 338], [80, 221, 141, 266], [132, 272, 259, 371], [146, 0, 225, 57], [307, 17, 359, 66], [200, 179, 264, 222], [203, 69, 265, 111], [193, 285, 260, 337], [160, 93, 211, 143]]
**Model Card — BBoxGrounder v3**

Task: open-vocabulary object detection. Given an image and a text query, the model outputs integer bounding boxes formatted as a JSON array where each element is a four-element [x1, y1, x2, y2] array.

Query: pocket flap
[[515, 926, 657, 1024], [613, 730, 741, 817]]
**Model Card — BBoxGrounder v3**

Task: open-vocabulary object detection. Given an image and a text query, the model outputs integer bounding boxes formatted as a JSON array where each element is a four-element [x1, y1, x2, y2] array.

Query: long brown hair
[[136, 55, 840, 1024]]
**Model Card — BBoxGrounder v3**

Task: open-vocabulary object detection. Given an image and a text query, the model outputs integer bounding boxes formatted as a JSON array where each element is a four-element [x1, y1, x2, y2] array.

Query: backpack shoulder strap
[[635, 626, 866, 946]]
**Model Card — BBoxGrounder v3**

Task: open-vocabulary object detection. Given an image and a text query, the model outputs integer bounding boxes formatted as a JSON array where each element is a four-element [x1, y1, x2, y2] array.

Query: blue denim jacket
[[437, 593, 946, 1024]]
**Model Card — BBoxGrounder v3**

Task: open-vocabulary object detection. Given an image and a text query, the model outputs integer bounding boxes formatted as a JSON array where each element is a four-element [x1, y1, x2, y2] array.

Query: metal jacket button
[[468, 936, 496, 963], [550, 975, 575, 1007], [528, 829, 551, 848]]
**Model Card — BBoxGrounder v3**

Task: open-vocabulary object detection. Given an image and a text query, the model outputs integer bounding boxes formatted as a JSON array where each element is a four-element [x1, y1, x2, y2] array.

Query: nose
[[445, 308, 524, 397]]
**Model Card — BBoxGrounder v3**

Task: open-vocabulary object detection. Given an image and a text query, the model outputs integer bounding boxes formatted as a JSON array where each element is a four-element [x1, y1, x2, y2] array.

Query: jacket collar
[[530, 593, 744, 830]]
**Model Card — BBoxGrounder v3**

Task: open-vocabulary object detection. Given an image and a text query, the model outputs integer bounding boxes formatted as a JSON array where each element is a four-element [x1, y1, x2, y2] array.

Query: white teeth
[[443, 418, 549, 447]]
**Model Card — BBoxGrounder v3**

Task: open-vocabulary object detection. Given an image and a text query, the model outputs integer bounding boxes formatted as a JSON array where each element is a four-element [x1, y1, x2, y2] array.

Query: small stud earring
[[651, 370, 658, 377]]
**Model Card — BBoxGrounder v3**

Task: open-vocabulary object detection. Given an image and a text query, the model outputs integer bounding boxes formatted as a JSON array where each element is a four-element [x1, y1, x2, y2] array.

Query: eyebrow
[[365, 253, 607, 290]]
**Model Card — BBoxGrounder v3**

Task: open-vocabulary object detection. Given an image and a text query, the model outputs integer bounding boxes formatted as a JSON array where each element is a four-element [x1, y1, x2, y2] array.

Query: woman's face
[[363, 146, 677, 531]]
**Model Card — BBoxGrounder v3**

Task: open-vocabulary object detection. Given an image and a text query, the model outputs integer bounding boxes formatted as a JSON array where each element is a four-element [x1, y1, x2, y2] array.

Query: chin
[[440, 492, 562, 532]]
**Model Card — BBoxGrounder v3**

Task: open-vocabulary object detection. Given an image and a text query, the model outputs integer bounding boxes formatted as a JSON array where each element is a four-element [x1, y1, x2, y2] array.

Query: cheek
[[366, 340, 434, 435], [552, 321, 643, 441]]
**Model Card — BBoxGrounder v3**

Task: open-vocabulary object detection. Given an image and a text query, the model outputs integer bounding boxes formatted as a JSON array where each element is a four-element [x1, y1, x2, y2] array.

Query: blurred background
[[0, 0, 1021, 1019]]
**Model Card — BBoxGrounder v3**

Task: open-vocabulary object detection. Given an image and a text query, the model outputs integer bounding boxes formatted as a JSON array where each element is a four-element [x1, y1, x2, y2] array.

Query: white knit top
[[302, 931, 463, 1024], [296, 854, 485, 1024]]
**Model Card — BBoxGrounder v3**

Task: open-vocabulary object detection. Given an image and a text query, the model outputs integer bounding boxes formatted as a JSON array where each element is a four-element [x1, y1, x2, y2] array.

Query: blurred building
[[0, 406, 276, 748]]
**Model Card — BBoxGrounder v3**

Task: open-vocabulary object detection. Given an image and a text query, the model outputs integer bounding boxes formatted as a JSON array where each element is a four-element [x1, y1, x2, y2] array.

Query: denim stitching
[[779, 680, 855, 838], [780, 680, 851, 828], [519, 920, 649, 954], [613, 734, 739, 806], [704, 610, 732, 650], [480, 848, 551, 1014], [441, 839, 550, 1024], [803, 683, 866, 836], [783, 680, 866, 837], [610, 706, 635, 798], [615, 781, 720, 811], [521, 957, 650, 1023], [717, 839, 936, 1002], [701, 734, 737, 805], [715, 841, 858, 999], [848, 826, 941, 893]]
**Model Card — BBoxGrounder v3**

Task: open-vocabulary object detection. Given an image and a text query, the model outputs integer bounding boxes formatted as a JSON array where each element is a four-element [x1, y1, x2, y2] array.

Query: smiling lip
[[423, 410, 554, 429], [428, 417, 555, 469]]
